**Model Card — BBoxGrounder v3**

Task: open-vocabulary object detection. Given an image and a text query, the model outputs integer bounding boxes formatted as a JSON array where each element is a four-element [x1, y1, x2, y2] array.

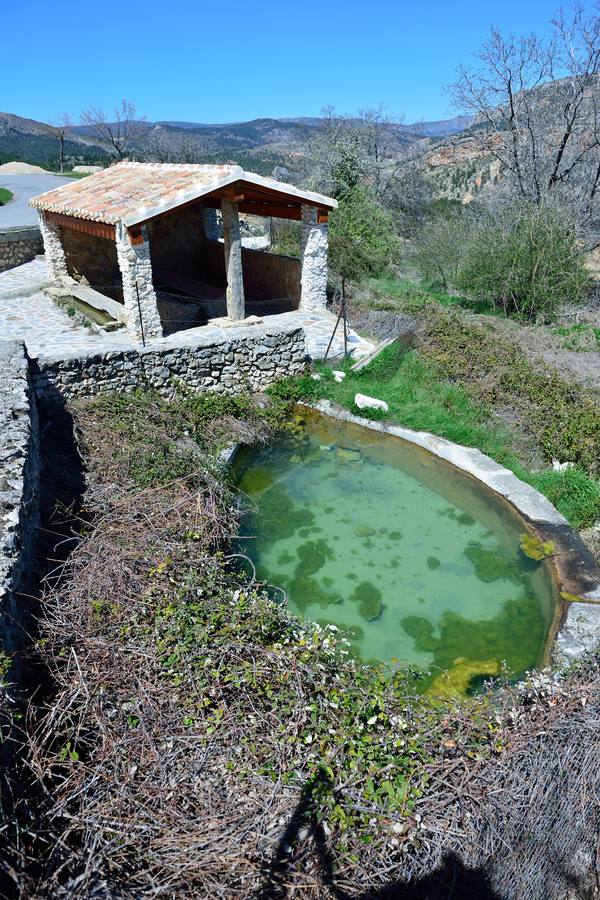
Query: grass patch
[[364, 276, 497, 315], [0, 187, 13, 205], [314, 343, 600, 529], [55, 170, 91, 179], [551, 323, 600, 352]]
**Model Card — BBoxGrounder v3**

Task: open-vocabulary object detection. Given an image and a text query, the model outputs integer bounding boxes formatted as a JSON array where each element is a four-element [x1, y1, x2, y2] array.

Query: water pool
[[234, 411, 557, 691]]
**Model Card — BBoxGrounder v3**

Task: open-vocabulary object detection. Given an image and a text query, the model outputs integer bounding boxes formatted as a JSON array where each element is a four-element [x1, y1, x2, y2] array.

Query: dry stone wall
[[32, 324, 305, 399], [0, 341, 40, 655], [0, 227, 44, 273]]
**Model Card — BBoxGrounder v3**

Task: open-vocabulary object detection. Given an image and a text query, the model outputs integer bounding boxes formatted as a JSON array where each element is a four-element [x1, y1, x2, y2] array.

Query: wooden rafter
[[43, 211, 116, 241]]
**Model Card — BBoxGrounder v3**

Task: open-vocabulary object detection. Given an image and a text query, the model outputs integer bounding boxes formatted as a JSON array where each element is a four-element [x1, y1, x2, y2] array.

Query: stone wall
[[32, 324, 305, 399], [0, 341, 40, 656], [242, 247, 300, 305], [62, 228, 123, 302], [0, 227, 44, 273], [200, 239, 301, 304], [148, 205, 206, 280]]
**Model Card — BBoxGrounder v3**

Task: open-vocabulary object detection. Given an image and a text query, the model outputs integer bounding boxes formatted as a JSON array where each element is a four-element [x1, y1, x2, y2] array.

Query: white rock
[[332, 369, 346, 382], [354, 392, 389, 412], [310, 372, 322, 380], [552, 459, 575, 472]]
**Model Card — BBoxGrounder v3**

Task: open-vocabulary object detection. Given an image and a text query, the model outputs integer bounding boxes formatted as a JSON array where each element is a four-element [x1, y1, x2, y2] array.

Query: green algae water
[[234, 411, 557, 692]]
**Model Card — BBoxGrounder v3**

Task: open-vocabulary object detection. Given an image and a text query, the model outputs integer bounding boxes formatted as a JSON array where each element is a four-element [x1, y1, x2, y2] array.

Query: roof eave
[[123, 177, 337, 228]]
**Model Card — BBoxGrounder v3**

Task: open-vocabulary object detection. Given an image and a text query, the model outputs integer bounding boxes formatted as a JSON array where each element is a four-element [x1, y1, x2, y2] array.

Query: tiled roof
[[29, 162, 337, 226]]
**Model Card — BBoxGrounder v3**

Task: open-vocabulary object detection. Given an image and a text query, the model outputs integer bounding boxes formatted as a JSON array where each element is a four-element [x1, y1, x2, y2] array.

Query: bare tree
[[142, 128, 208, 164], [41, 113, 73, 173], [308, 105, 408, 201], [81, 99, 146, 161], [450, 6, 600, 215]]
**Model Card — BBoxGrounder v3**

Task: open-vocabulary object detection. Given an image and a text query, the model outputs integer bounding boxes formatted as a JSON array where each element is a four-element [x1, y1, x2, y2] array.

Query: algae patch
[[351, 581, 384, 621], [520, 533, 555, 561], [425, 658, 501, 699]]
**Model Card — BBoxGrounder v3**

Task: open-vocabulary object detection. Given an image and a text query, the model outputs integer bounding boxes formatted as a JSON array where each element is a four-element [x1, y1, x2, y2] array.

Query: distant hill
[[152, 114, 474, 140], [0, 112, 111, 170], [0, 110, 475, 177]]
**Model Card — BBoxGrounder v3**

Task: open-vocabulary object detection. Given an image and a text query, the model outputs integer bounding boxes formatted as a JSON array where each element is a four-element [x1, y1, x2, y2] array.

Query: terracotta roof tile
[[29, 161, 337, 226]]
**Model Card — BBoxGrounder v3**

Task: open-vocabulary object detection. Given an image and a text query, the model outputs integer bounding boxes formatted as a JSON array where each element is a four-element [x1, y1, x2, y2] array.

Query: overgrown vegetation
[[8, 386, 600, 899], [414, 201, 589, 320], [316, 312, 600, 528]]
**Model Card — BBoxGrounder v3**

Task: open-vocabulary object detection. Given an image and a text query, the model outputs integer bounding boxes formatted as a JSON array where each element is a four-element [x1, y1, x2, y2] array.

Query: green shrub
[[456, 202, 588, 320], [414, 208, 474, 291], [270, 221, 301, 258], [329, 187, 400, 281]]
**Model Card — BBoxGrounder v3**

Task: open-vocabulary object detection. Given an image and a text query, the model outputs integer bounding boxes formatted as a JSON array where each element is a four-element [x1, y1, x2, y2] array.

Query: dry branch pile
[[2, 391, 599, 899]]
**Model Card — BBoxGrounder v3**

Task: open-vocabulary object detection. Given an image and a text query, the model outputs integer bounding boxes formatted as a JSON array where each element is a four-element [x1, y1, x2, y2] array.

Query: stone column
[[221, 198, 245, 320], [300, 205, 328, 312], [201, 206, 221, 241], [115, 222, 163, 342], [38, 212, 69, 281]]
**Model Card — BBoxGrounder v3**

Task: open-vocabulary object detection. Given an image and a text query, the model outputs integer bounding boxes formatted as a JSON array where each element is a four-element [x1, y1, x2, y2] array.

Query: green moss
[[425, 658, 501, 699], [560, 590, 584, 603], [336, 447, 361, 463], [464, 543, 522, 583], [389, 530, 403, 541], [352, 581, 384, 621], [426, 556, 441, 571], [402, 591, 546, 685], [354, 525, 376, 537], [238, 466, 274, 493], [295, 540, 333, 577], [519, 534, 555, 561], [457, 512, 476, 526], [253, 485, 315, 547], [289, 575, 342, 611]]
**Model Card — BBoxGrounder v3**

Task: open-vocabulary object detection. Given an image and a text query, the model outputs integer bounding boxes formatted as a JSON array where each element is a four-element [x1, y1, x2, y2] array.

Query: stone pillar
[[38, 212, 69, 281], [201, 206, 221, 241], [115, 222, 163, 342], [300, 206, 328, 312], [221, 198, 245, 320]]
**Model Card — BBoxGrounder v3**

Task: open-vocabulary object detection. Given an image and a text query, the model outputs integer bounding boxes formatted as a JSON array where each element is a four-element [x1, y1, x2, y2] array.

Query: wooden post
[[221, 197, 245, 320]]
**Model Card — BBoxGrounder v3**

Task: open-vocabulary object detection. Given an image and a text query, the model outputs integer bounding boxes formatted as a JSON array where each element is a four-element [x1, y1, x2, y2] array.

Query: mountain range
[[0, 111, 473, 174]]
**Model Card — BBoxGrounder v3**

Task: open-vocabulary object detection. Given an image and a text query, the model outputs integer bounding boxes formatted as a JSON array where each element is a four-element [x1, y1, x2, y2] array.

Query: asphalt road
[[0, 173, 71, 228]]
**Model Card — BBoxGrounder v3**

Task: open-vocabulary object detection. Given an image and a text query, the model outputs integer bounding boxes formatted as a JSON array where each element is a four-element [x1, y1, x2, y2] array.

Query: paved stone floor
[[0, 259, 373, 362]]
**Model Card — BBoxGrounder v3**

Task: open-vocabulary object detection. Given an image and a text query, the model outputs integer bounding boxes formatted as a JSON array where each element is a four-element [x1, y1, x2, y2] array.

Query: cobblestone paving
[[0, 259, 373, 362]]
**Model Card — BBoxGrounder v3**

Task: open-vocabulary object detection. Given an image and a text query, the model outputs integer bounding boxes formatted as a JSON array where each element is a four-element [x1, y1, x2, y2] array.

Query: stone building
[[29, 162, 336, 341]]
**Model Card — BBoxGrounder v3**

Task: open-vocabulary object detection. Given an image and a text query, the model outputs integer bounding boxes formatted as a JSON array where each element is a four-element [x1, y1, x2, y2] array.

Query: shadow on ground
[[258, 770, 499, 900]]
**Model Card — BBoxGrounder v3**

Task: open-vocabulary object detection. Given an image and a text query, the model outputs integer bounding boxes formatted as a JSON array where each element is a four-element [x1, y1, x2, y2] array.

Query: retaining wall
[[32, 324, 306, 399], [0, 341, 40, 655], [0, 227, 43, 273]]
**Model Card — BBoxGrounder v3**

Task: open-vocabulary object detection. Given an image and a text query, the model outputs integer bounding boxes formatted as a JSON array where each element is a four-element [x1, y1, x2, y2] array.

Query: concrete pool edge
[[302, 400, 600, 668]]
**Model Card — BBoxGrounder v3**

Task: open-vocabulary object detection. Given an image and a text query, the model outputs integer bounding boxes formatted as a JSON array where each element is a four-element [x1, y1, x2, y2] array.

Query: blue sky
[[4, 0, 593, 125]]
